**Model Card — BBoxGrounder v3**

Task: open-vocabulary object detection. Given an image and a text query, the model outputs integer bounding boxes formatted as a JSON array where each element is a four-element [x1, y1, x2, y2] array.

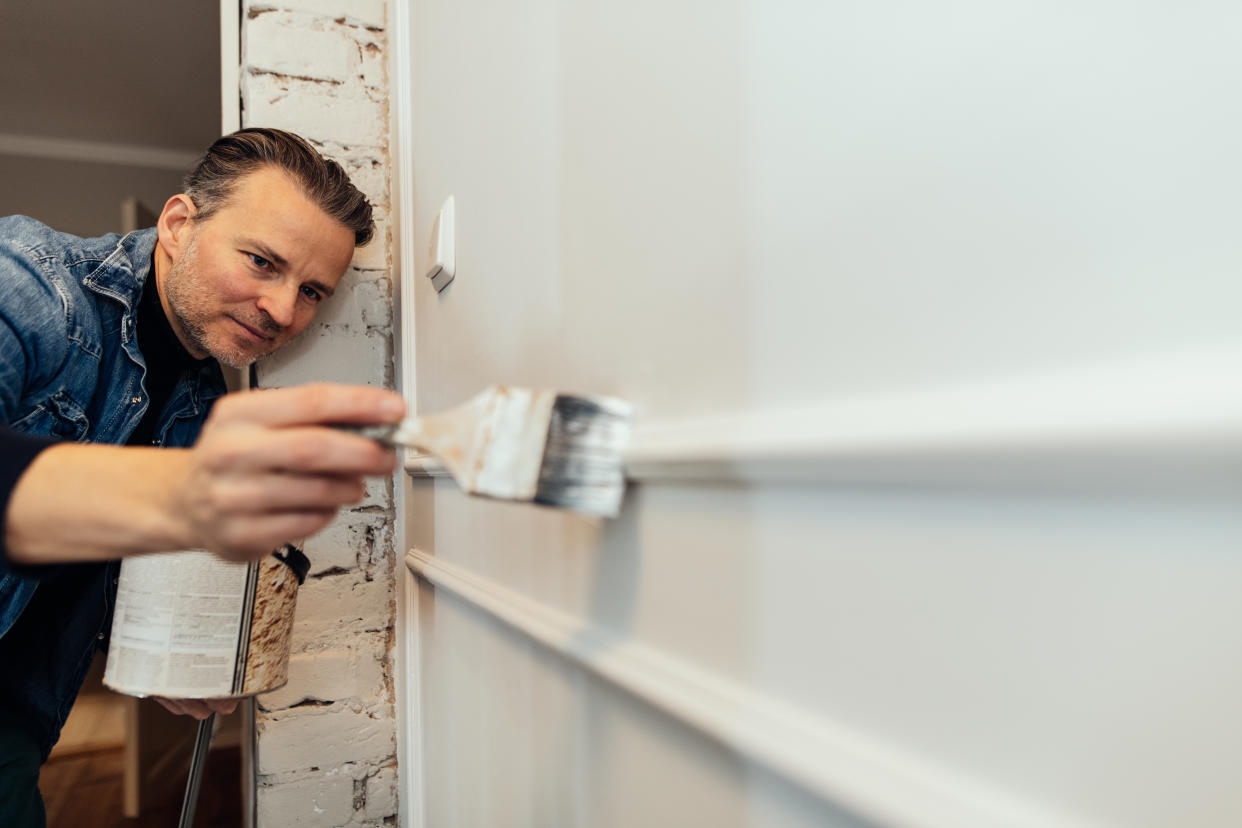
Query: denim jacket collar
[[80, 227, 159, 312]]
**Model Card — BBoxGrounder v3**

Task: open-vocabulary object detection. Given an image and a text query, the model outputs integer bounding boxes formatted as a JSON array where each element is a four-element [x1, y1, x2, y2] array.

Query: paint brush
[[341, 386, 633, 517]]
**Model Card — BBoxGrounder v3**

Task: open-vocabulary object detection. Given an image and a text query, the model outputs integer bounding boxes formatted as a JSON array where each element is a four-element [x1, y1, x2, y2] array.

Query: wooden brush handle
[[332, 421, 408, 446]]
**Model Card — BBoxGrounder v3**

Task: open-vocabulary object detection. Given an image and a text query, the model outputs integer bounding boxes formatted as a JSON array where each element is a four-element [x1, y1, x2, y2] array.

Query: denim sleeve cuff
[[0, 427, 60, 577]]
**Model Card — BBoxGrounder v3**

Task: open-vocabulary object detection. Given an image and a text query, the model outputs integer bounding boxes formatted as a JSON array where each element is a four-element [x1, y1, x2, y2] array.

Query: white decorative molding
[[390, 2, 425, 827], [406, 341, 1242, 492], [0, 132, 200, 172], [405, 549, 1102, 828], [391, 0, 419, 416], [220, 0, 242, 133], [395, 546, 425, 828]]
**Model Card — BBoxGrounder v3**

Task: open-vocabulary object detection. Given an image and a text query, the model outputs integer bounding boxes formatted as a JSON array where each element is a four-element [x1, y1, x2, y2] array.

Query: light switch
[[426, 195, 455, 293]]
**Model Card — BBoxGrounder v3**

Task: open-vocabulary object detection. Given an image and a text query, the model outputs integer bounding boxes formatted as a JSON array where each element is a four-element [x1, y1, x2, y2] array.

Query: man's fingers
[[153, 696, 236, 719], [154, 697, 209, 718], [207, 511, 339, 562], [181, 700, 212, 719], [206, 473, 368, 514], [206, 698, 239, 716], [153, 696, 186, 716], [211, 384, 406, 429], [181, 384, 405, 564], [201, 427, 397, 477]]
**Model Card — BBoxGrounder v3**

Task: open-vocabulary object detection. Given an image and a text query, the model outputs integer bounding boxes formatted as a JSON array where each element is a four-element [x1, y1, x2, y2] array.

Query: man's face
[[160, 166, 356, 368]]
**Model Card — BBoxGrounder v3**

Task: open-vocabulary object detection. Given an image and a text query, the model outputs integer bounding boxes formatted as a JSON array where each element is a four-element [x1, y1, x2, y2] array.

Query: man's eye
[[300, 285, 323, 302], [249, 253, 270, 269]]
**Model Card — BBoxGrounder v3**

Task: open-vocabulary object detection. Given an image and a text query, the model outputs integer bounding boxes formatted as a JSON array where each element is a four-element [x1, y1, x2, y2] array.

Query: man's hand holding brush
[[5, 383, 405, 566]]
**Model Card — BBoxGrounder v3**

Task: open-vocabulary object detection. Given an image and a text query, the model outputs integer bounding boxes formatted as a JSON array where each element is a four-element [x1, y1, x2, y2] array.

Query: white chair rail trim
[[407, 341, 1242, 491], [405, 548, 1103, 828]]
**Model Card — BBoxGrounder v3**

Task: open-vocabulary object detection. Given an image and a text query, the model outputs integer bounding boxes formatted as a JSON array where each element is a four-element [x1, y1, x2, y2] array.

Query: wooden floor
[[37, 654, 244, 826], [40, 745, 242, 828]]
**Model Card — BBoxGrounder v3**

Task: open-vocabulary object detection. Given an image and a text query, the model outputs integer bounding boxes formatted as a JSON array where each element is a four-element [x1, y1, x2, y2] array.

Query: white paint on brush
[[374, 386, 633, 515], [470, 388, 557, 500]]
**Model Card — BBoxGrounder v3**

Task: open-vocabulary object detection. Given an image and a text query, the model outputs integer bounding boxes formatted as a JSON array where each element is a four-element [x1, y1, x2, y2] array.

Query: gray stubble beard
[[162, 233, 264, 370]]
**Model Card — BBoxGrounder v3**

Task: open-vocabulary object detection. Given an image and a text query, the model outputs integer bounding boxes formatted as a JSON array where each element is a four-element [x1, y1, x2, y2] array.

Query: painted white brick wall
[[248, 0, 387, 30], [240, 2, 397, 825], [256, 776, 357, 827]]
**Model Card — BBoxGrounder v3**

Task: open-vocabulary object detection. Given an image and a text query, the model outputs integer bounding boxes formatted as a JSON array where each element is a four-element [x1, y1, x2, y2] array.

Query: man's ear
[[156, 195, 198, 260]]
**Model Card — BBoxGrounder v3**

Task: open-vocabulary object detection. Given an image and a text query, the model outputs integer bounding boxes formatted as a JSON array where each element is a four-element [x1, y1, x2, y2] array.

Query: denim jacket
[[0, 215, 226, 754]]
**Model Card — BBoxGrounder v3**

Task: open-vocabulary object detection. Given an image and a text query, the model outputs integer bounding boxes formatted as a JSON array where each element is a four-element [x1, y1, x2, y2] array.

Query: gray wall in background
[[0, 154, 187, 238], [0, 0, 219, 240]]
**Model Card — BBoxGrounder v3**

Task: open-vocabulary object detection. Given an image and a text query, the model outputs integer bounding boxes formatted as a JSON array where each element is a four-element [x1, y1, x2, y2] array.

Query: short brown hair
[[183, 127, 374, 246]]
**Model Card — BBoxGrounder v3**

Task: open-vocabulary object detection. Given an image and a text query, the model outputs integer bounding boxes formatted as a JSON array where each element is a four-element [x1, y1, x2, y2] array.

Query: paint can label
[[102, 549, 302, 699]]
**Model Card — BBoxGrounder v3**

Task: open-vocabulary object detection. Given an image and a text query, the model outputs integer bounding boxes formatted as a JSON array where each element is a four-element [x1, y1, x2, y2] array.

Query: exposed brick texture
[[257, 709, 394, 776], [241, 1, 397, 825], [258, 644, 387, 712], [248, 0, 387, 30], [255, 775, 356, 827]]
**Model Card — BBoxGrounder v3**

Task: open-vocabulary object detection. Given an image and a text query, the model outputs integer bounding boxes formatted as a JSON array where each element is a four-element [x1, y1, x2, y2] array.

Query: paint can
[[103, 545, 309, 699]]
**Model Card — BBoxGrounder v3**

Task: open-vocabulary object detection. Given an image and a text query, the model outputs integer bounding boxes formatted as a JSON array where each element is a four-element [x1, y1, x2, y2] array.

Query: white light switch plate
[[426, 195, 455, 293]]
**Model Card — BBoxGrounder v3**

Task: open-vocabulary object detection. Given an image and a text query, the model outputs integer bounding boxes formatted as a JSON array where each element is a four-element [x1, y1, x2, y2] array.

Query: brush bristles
[[534, 395, 633, 516]]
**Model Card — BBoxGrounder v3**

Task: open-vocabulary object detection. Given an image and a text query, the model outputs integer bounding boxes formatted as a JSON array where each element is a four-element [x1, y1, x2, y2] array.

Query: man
[[0, 127, 404, 825]]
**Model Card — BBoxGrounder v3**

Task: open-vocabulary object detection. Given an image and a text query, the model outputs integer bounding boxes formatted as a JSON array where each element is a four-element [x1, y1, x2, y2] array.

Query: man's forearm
[[5, 443, 195, 565], [3, 384, 406, 566]]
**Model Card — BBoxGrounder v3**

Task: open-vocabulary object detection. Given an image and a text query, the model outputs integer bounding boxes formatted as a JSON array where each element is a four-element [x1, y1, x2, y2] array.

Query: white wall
[[404, 1, 1242, 420], [396, 3, 1242, 827]]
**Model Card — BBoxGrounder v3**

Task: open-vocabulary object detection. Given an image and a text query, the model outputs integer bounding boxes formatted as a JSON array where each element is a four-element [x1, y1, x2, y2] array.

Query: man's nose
[[255, 284, 298, 328]]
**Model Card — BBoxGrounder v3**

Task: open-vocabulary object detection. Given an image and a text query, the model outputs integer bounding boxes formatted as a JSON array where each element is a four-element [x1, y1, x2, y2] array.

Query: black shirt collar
[[136, 267, 214, 387]]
